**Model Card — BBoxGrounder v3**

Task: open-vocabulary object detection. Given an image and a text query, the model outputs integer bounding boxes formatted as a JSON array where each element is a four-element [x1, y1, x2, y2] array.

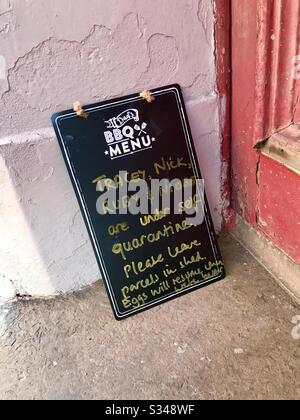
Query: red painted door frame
[[230, 0, 300, 263], [215, 0, 232, 225]]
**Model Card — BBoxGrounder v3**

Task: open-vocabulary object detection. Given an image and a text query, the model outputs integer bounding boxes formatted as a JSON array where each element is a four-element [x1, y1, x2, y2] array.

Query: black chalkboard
[[52, 84, 225, 320]]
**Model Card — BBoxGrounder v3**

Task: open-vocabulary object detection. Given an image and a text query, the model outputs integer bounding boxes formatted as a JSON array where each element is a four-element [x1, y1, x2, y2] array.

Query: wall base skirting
[[231, 215, 300, 305]]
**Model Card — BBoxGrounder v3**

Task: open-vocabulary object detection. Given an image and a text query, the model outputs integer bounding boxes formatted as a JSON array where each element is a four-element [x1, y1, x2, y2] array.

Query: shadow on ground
[[0, 233, 299, 400]]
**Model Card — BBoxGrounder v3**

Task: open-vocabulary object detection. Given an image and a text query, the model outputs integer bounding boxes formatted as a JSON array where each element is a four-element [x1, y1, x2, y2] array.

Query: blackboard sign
[[52, 84, 225, 320]]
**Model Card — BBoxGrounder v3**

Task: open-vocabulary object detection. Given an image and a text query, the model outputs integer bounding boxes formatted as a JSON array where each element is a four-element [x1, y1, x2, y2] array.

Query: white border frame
[[54, 86, 223, 319]]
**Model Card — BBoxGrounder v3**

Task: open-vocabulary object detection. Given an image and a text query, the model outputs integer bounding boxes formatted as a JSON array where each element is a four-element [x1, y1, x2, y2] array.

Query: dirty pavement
[[0, 234, 299, 400]]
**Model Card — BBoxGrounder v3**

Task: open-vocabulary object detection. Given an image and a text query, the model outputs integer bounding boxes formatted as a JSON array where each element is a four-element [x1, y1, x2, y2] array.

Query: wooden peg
[[73, 101, 88, 119], [139, 90, 155, 103]]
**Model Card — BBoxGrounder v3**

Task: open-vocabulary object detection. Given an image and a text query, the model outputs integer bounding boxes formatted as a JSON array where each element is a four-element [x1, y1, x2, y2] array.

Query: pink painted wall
[[0, 0, 216, 135], [0, 0, 225, 299]]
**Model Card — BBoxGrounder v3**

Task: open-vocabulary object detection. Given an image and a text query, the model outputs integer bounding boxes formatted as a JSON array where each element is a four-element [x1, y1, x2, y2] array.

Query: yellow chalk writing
[[123, 254, 164, 278], [112, 220, 193, 261], [168, 240, 201, 258]]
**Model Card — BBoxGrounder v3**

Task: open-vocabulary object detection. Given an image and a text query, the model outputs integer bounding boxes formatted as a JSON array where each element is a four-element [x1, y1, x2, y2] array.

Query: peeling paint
[[0, 0, 15, 37], [137, 33, 179, 87], [198, 0, 213, 46], [0, 0, 216, 137], [0, 0, 222, 300]]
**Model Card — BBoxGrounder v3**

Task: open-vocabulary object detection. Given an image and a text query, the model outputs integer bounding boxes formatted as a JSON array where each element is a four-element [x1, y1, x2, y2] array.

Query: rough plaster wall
[[0, 0, 215, 135], [0, 130, 99, 300], [0, 0, 223, 300]]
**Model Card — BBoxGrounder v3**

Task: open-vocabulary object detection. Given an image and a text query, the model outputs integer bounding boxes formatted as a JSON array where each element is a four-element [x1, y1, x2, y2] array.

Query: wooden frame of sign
[[52, 84, 225, 320]]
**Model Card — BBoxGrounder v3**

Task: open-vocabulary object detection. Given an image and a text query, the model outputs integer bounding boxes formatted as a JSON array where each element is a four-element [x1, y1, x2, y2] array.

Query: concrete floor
[[0, 233, 299, 400]]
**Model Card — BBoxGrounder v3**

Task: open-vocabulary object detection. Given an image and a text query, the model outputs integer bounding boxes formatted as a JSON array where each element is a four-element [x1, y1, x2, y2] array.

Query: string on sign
[[73, 101, 88, 119], [139, 90, 155, 103]]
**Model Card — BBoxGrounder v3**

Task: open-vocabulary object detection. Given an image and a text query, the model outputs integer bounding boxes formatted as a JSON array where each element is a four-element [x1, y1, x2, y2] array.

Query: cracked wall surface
[[0, 0, 222, 300], [0, 0, 215, 136]]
